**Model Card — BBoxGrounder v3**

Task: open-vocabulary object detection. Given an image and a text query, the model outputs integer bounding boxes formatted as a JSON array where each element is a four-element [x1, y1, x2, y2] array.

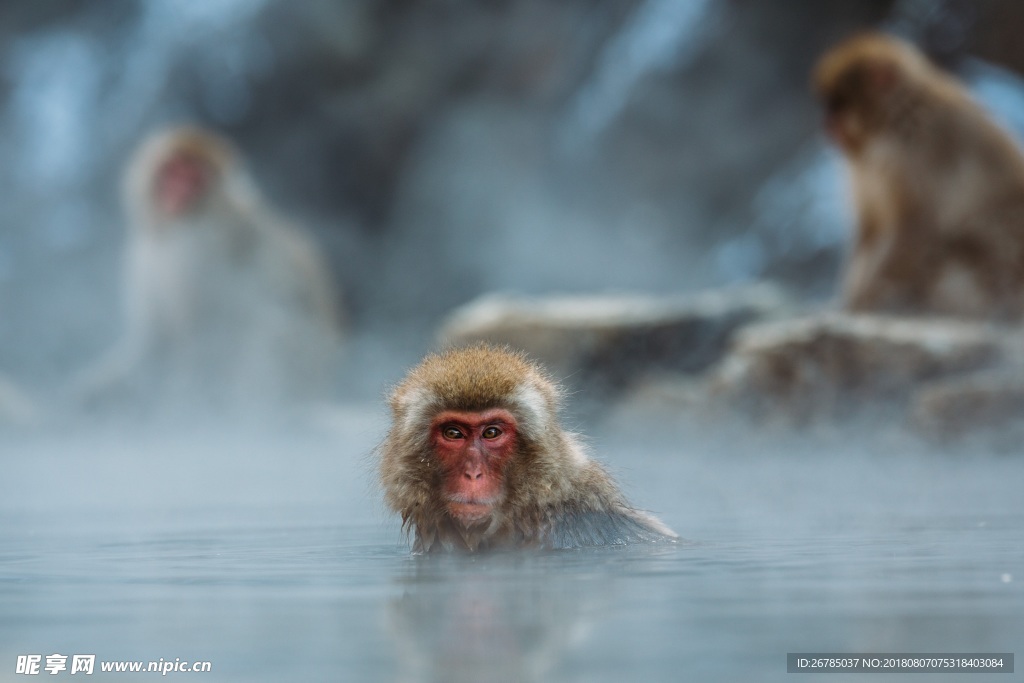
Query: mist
[[1, 1, 1023, 681]]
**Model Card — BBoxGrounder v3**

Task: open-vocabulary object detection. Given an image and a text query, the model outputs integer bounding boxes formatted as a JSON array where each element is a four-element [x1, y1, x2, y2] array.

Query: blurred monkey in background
[[72, 126, 343, 417], [815, 33, 1024, 319]]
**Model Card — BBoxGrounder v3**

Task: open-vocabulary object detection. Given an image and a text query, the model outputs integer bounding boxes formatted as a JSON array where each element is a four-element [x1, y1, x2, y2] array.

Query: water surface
[[1, 416, 1021, 681]]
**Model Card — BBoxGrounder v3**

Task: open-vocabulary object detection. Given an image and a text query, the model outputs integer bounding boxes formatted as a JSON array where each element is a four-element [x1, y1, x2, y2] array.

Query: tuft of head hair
[[389, 344, 563, 439], [813, 32, 930, 99]]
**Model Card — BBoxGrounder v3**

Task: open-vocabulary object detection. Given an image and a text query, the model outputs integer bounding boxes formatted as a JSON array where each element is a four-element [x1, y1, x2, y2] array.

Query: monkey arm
[[843, 182, 936, 313], [67, 250, 168, 406]]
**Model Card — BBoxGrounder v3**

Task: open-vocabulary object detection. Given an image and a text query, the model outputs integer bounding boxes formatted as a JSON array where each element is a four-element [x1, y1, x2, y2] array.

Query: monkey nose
[[463, 469, 483, 481]]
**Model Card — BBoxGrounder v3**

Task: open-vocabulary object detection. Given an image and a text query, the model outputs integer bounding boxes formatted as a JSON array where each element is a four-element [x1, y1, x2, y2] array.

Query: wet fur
[[380, 345, 676, 553]]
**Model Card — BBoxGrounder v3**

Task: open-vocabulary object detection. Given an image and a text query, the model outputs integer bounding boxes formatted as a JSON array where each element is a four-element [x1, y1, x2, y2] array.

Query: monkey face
[[153, 152, 213, 218], [820, 67, 884, 153], [822, 89, 854, 148], [429, 408, 518, 525], [815, 36, 912, 155]]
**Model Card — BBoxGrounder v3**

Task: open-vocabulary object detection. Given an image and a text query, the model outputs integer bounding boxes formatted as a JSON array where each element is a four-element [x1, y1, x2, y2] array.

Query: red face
[[823, 110, 855, 152], [431, 409, 518, 525], [154, 152, 211, 218]]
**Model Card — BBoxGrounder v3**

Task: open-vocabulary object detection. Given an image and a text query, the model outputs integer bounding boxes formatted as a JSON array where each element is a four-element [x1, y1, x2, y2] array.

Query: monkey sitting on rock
[[815, 33, 1024, 320]]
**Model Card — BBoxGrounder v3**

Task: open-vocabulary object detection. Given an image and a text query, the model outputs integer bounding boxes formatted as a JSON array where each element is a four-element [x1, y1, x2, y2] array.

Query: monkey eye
[[442, 426, 464, 440], [481, 426, 502, 440]]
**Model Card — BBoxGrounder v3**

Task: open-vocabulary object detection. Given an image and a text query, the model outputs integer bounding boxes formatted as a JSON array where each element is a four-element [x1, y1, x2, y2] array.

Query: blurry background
[[2, 4, 1024, 681], [5, 0, 1024, 399]]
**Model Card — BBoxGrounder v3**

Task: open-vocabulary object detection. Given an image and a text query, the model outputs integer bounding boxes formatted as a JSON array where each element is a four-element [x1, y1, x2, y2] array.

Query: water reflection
[[387, 553, 602, 682]]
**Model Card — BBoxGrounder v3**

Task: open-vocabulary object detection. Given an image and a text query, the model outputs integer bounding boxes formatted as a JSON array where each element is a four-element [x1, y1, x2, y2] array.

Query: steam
[[558, 0, 719, 153]]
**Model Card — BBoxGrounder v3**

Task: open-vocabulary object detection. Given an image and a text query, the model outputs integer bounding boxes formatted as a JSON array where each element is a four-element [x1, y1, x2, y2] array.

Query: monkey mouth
[[446, 498, 496, 523]]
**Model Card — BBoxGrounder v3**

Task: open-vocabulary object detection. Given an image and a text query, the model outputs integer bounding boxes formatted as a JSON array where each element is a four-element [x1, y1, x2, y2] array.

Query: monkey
[[72, 126, 343, 416], [379, 344, 677, 553], [814, 32, 1024, 319]]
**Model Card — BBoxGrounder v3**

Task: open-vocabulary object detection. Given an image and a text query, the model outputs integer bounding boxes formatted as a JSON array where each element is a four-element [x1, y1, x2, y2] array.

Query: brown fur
[[814, 33, 1024, 319], [380, 345, 676, 552]]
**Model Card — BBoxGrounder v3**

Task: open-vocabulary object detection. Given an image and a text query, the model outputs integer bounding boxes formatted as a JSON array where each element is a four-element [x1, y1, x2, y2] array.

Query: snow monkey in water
[[73, 126, 343, 416], [814, 32, 1024, 319], [379, 345, 677, 553]]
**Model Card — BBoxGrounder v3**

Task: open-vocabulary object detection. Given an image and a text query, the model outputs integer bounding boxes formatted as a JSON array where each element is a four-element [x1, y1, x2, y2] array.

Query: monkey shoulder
[[542, 504, 676, 550], [528, 458, 675, 549]]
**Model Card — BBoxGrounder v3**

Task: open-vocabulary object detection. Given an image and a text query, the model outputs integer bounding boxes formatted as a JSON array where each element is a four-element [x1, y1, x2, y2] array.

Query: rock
[[911, 372, 1024, 440], [709, 313, 1004, 421], [437, 284, 790, 395]]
